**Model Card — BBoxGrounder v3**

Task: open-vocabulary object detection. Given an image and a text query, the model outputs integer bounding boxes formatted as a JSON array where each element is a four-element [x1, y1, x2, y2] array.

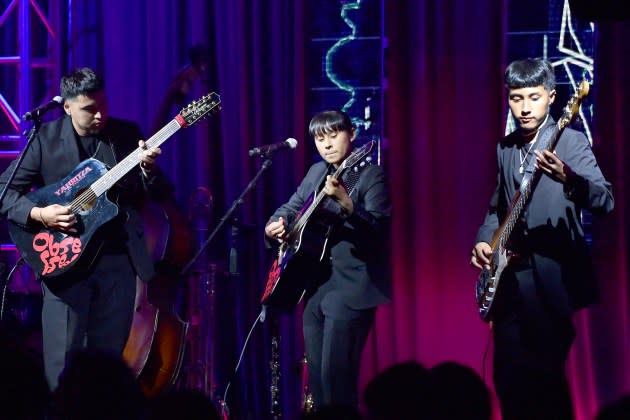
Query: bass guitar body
[[8, 159, 117, 278], [476, 247, 509, 321]]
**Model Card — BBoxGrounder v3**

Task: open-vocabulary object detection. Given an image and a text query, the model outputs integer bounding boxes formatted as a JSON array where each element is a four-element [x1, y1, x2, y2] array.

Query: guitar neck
[[287, 140, 374, 237], [90, 118, 184, 197], [494, 122, 564, 252], [291, 165, 344, 235]]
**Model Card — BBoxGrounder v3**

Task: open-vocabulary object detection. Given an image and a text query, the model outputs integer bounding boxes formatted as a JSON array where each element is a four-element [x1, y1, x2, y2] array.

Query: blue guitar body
[[8, 159, 118, 278]]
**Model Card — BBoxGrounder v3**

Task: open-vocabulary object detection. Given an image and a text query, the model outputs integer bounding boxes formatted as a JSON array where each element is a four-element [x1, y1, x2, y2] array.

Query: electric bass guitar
[[8, 92, 221, 279], [475, 80, 589, 321], [261, 140, 375, 310]]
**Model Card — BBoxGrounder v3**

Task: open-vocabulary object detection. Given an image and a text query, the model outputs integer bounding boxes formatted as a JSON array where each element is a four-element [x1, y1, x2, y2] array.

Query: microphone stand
[[179, 157, 272, 418], [0, 117, 42, 322], [180, 157, 272, 278]]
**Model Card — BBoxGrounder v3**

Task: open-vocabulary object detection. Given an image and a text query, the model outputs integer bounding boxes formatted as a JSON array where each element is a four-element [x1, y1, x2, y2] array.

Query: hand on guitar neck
[[322, 175, 353, 215], [138, 139, 162, 178], [264, 176, 353, 244], [533, 149, 574, 184]]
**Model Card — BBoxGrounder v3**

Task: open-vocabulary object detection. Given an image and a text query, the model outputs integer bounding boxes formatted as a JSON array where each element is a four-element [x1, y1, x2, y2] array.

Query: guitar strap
[[318, 158, 370, 197], [342, 158, 371, 197], [519, 124, 555, 194], [98, 136, 119, 168]]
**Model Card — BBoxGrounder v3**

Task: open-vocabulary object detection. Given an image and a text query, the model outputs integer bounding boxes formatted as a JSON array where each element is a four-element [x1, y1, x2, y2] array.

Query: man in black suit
[[471, 59, 614, 419], [265, 110, 391, 410], [0, 67, 168, 390]]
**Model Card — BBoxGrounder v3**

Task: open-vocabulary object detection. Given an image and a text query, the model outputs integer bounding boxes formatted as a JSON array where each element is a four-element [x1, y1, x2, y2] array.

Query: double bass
[[124, 53, 212, 396], [123, 196, 194, 397]]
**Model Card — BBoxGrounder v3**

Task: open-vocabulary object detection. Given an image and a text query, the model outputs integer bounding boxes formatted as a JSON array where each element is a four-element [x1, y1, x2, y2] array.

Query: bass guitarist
[[470, 59, 614, 419], [0, 67, 169, 391], [264, 110, 391, 411]]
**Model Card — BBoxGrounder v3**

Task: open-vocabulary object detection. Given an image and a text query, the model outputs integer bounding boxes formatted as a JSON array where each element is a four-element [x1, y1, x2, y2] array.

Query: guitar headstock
[[558, 79, 589, 129], [179, 92, 221, 127], [340, 140, 376, 171]]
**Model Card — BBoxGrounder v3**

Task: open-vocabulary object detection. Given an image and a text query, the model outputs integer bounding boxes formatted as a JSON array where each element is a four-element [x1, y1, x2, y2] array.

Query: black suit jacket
[[476, 118, 614, 316], [0, 115, 172, 282], [268, 159, 391, 310]]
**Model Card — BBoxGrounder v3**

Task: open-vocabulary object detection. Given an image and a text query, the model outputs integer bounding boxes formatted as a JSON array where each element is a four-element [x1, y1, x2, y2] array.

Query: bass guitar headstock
[[558, 79, 589, 130]]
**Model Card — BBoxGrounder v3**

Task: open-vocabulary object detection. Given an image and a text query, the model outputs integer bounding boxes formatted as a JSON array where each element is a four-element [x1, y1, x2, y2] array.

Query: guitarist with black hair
[[0, 67, 169, 391], [264, 110, 391, 412], [471, 59, 614, 419]]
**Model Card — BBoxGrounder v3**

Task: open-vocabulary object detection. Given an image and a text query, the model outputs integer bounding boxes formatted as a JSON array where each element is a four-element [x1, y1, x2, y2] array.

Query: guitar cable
[[0, 258, 24, 321], [481, 324, 493, 383], [220, 307, 265, 418]]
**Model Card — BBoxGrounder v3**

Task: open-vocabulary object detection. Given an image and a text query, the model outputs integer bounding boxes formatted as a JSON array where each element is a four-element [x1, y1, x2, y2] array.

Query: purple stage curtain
[[566, 20, 630, 418], [366, 0, 508, 416], [66, 1, 630, 418]]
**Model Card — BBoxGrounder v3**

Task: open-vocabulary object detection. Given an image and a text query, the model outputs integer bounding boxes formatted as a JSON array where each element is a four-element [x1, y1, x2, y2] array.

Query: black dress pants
[[492, 267, 575, 420], [303, 281, 375, 409], [41, 253, 137, 390]]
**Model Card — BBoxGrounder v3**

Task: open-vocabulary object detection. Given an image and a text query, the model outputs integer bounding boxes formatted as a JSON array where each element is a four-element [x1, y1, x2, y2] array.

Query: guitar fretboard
[[69, 118, 184, 212], [291, 164, 345, 236], [289, 141, 374, 237], [68, 91, 220, 212], [496, 92, 583, 252]]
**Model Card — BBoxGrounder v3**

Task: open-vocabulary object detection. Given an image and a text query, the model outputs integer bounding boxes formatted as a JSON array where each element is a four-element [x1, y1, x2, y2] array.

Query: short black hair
[[308, 110, 354, 138], [505, 58, 556, 91], [60, 67, 104, 100]]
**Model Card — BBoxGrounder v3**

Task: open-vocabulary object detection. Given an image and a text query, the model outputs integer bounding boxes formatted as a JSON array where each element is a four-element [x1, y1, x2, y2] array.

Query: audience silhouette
[[143, 388, 221, 420], [596, 394, 630, 420], [0, 324, 49, 419], [363, 360, 429, 419], [301, 403, 363, 420], [51, 349, 145, 420], [363, 360, 491, 420], [425, 361, 491, 420]]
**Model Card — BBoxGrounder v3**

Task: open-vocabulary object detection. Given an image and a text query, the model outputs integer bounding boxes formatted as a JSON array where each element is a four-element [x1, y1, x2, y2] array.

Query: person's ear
[[549, 89, 556, 104], [350, 128, 356, 142], [64, 102, 71, 115]]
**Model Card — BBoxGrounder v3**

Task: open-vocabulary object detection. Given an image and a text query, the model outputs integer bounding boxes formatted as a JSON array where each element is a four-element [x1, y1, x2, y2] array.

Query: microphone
[[249, 138, 298, 157], [22, 96, 64, 121]]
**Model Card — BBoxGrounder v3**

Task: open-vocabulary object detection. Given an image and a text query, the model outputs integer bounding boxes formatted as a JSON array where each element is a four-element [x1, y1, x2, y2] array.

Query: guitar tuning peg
[[366, 157, 372, 162]]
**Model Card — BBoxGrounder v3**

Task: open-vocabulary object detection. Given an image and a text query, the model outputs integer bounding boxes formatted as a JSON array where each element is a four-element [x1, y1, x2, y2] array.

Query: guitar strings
[[291, 144, 370, 234], [71, 96, 220, 211], [70, 119, 182, 210]]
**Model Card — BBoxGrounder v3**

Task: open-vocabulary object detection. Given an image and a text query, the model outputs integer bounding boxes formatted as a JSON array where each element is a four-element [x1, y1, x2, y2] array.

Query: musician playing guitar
[[0, 68, 170, 391], [264, 110, 391, 412], [470, 59, 614, 419]]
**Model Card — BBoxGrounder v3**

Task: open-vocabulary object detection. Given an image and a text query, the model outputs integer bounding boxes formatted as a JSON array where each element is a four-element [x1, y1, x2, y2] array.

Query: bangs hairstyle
[[308, 110, 353, 138], [505, 59, 556, 91], [60, 67, 104, 100]]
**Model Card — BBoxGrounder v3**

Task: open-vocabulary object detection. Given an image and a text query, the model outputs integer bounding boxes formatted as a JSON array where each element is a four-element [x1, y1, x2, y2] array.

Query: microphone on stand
[[22, 96, 63, 121], [248, 138, 298, 157]]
